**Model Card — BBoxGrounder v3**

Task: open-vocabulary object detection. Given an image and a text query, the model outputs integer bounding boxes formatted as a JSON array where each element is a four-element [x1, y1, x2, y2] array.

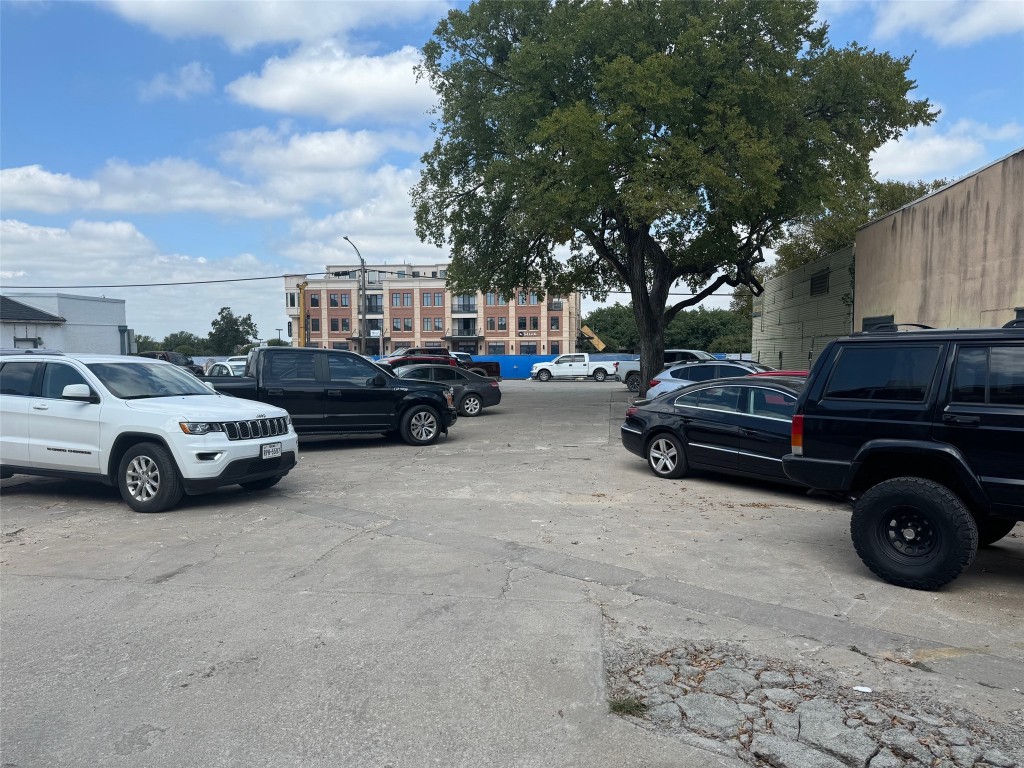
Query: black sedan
[[397, 364, 502, 417], [620, 376, 805, 485]]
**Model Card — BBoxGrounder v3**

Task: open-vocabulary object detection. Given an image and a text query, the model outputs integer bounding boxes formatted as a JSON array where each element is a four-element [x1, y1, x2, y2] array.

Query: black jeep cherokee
[[783, 324, 1023, 589]]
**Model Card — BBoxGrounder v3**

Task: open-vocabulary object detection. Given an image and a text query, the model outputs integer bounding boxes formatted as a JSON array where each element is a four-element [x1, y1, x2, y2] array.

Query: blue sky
[[2, 0, 1022, 341]]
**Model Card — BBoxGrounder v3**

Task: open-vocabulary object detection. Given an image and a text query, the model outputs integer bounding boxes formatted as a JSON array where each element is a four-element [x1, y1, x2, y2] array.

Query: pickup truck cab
[[202, 347, 458, 446], [138, 350, 204, 376], [530, 353, 614, 382], [450, 352, 502, 379]]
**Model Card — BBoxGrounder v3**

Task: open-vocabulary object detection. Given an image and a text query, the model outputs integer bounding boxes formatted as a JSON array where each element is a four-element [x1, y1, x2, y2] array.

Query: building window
[[393, 318, 402, 331], [434, 292, 444, 306], [422, 292, 433, 307], [488, 343, 505, 354], [423, 317, 433, 331], [519, 343, 537, 354], [810, 269, 830, 296], [392, 292, 402, 307], [551, 342, 560, 354], [367, 319, 383, 333], [330, 318, 339, 332], [404, 318, 412, 331], [529, 293, 538, 305], [330, 294, 339, 308], [403, 292, 412, 307], [341, 294, 350, 307], [287, 293, 296, 307], [342, 318, 350, 332], [434, 317, 444, 331], [529, 317, 539, 330], [365, 295, 383, 313], [332, 342, 350, 350], [550, 316, 559, 330], [486, 293, 496, 306], [517, 317, 527, 330], [498, 317, 507, 331], [309, 294, 320, 308], [310, 318, 321, 332], [439, 269, 447, 278], [498, 295, 507, 306], [397, 270, 406, 279], [486, 317, 496, 331], [518, 292, 527, 305]]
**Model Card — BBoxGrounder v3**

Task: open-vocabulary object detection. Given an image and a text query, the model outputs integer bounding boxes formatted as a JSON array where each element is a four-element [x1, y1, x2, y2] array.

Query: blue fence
[[468, 353, 639, 379]]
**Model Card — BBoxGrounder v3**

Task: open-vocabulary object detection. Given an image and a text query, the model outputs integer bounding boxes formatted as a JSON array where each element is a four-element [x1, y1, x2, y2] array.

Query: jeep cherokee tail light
[[791, 414, 803, 456]]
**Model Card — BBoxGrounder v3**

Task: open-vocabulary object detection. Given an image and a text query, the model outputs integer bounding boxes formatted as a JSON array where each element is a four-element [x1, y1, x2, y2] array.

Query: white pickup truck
[[529, 353, 615, 382]]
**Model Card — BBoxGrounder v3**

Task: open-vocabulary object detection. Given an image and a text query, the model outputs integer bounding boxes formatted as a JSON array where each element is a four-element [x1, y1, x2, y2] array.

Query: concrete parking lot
[[2, 380, 1022, 767]]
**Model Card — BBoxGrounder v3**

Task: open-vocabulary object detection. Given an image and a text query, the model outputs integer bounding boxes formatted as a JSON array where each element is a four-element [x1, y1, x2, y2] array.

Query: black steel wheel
[[851, 477, 978, 590], [460, 393, 483, 417], [117, 442, 184, 513], [975, 516, 1018, 547], [400, 405, 441, 446], [240, 475, 283, 491], [645, 433, 688, 479], [593, 368, 607, 382]]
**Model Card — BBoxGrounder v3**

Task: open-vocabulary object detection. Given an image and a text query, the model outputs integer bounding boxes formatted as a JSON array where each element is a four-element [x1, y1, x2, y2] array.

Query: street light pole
[[343, 236, 366, 356], [275, 328, 282, 341]]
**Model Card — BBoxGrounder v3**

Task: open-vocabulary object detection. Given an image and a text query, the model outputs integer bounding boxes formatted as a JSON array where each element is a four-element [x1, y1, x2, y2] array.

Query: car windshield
[[228, 362, 246, 375], [87, 361, 212, 399]]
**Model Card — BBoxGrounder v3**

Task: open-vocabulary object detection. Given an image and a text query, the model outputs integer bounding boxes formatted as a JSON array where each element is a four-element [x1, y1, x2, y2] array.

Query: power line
[[6, 273, 312, 289]]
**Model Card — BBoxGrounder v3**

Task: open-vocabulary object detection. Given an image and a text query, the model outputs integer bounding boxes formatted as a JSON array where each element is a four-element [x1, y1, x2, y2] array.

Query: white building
[[1, 294, 130, 354]]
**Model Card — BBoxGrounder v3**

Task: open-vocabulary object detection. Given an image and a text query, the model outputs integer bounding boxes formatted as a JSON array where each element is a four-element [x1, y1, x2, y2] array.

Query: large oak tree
[[413, 0, 936, 391]]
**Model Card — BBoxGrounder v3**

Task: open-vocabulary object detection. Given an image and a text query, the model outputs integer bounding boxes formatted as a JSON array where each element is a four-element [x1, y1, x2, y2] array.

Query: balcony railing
[[452, 302, 477, 313], [447, 325, 482, 338], [547, 301, 563, 311]]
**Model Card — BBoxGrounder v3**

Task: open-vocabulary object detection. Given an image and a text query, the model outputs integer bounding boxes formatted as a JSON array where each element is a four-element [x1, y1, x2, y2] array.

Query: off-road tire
[[240, 475, 283, 491], [645, 433, 688, 479], [400, 405, 441, 446], [117, 442, 184, 513], [537, 369, 552, 382], [975, 515, 1018, 547], [593, 368, 607, 382], [460, 393, 483, 417], [851, 477, 978, 590], [625, 374, 641, 393]]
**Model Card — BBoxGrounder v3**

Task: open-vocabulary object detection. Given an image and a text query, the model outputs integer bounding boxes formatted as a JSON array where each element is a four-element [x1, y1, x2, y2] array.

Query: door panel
[[736, 387, 797, 481], [0, 361, 41, 466], [260, 351, 326, 431], [680, 385, 743, 470], [323, 353, 395, 430], [28, 363, 102, 472]]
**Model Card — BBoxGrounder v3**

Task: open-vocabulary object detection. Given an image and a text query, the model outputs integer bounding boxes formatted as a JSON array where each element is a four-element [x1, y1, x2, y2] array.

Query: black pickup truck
[[201, 347, 458, 446]]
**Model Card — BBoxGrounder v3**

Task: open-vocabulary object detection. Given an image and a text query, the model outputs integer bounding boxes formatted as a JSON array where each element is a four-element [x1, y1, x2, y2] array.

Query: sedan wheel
[[460, 393, 483, 416], [645, 433, 688, 479]]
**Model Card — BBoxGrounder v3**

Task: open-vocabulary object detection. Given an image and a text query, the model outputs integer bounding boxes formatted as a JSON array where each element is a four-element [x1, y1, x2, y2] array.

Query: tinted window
[[952, 345, 1024, 406], [0, 362, 40, 396], [41, 363, 89, 399], [697, 386, 741, 412], [328, 354, 374, 383], [264, 352, 317, 383], [674, 364, 716, 382], [402, 368, 431, 381], [825, 346, 941, 402], [748, 387, 796, 419], [673, 391, 700, 408], [433, 368, 459, 381]]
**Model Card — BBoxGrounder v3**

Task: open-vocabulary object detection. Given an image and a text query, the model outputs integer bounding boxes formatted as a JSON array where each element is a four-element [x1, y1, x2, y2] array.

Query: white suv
[[0, 351, 299, 512]]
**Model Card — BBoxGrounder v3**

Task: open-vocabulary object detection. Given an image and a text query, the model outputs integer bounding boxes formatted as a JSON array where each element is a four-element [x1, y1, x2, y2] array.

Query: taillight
[[791, 414, 803, 456], [648, 379, 659, 388], [490, 381, 499, 388], [614, 362, 619, 371], [626, 406, 638, 417]]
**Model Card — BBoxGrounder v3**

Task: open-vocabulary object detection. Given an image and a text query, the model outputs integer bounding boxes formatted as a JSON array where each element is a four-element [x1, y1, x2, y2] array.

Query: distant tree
[[583, 304, 750, 353], [264, 338, 289, 347], [413, 0, 936, 395], [133, 334, 160, 353], [581, 303, 639, 351], [207, 307, 259, 355], [771, 178, 947, 278], [162, 331, 206, 356]]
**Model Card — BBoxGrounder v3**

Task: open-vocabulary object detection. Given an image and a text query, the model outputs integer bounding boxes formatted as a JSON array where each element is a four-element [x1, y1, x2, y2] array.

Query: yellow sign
[[580, 324, 606, 351]]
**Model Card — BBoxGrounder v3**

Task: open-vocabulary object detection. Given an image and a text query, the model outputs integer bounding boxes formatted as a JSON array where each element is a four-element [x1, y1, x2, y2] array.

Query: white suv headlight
[[179, 422, 225, 435]]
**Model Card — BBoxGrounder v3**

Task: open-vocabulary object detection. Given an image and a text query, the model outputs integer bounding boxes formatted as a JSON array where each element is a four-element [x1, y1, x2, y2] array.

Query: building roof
[[0, 295, 66, 324]]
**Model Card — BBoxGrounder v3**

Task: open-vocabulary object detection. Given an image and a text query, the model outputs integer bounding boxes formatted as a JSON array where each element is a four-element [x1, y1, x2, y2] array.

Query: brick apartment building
[[284, 264, 581, 356]]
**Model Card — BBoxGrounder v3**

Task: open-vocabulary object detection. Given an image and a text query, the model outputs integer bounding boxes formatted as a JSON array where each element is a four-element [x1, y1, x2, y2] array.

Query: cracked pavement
[[2, 380, 1022, 767]]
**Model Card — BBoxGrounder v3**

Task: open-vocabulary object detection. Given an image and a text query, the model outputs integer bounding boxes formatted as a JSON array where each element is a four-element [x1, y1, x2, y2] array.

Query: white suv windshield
[[87, 362, 211, 399]]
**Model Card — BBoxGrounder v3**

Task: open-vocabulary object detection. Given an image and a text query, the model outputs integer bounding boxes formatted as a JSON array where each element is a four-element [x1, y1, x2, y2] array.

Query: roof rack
[[862, 323, 935, 333], [0, 348, 64, 356]]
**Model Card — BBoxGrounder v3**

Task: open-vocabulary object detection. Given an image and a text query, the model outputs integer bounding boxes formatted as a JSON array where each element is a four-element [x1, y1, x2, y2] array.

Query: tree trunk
[[624, 236, 670, 397]]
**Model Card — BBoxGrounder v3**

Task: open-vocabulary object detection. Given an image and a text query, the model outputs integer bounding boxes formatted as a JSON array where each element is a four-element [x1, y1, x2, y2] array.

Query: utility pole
[[343, 236, 366, 356], [275, 328, 282, 341]]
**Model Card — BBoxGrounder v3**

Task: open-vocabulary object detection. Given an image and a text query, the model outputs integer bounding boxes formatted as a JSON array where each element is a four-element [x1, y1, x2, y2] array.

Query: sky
[[2, 0, 1022, 342]]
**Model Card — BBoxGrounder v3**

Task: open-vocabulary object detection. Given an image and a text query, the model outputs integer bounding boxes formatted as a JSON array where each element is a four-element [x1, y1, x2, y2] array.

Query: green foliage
[[162, 331, 206, 356], [414, 0, 935, 391], [208, 307, 259, 355], [133, 334, 160, 353], [771, 178, 947, 277], [583, 304, 750, 353], [264, 338, 289, 347]]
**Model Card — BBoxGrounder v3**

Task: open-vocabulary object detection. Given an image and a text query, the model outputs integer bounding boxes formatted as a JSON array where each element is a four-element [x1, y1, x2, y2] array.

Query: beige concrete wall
[[752, 247, 855, 370], [854, 149, 1024, 330]]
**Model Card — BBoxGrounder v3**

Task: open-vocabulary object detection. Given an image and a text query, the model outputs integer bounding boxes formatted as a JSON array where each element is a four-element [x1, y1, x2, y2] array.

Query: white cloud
[[218, 124, 426, 203], [871, 119, 1023, 181], [139, 61, 214, 102], [104, 0, 448, 51], [226, 41, 435, 123], [870, 0, 1024, 46], [1, 219, 295, 340], [1, 160, 297, 217]]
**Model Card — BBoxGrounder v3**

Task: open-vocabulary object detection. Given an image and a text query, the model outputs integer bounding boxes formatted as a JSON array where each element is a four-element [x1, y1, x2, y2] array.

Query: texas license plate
[[261, 442, 282, 459]]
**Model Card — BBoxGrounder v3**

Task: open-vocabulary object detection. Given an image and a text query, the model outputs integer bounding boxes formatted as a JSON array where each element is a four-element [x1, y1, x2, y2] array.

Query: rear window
[[951, 345, 1024, 406], [0, 361, 40, 396], [825, 346, 941, 402]]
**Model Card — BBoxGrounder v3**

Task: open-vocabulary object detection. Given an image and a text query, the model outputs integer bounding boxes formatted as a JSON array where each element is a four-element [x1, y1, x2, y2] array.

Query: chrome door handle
[[32, 403, 49, 410]]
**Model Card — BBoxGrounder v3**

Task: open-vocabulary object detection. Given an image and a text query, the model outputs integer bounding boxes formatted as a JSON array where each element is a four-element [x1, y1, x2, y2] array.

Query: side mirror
[[204, 381, 216, 391], [62, 384, 98, 403], [371, 373, 388, 388]]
